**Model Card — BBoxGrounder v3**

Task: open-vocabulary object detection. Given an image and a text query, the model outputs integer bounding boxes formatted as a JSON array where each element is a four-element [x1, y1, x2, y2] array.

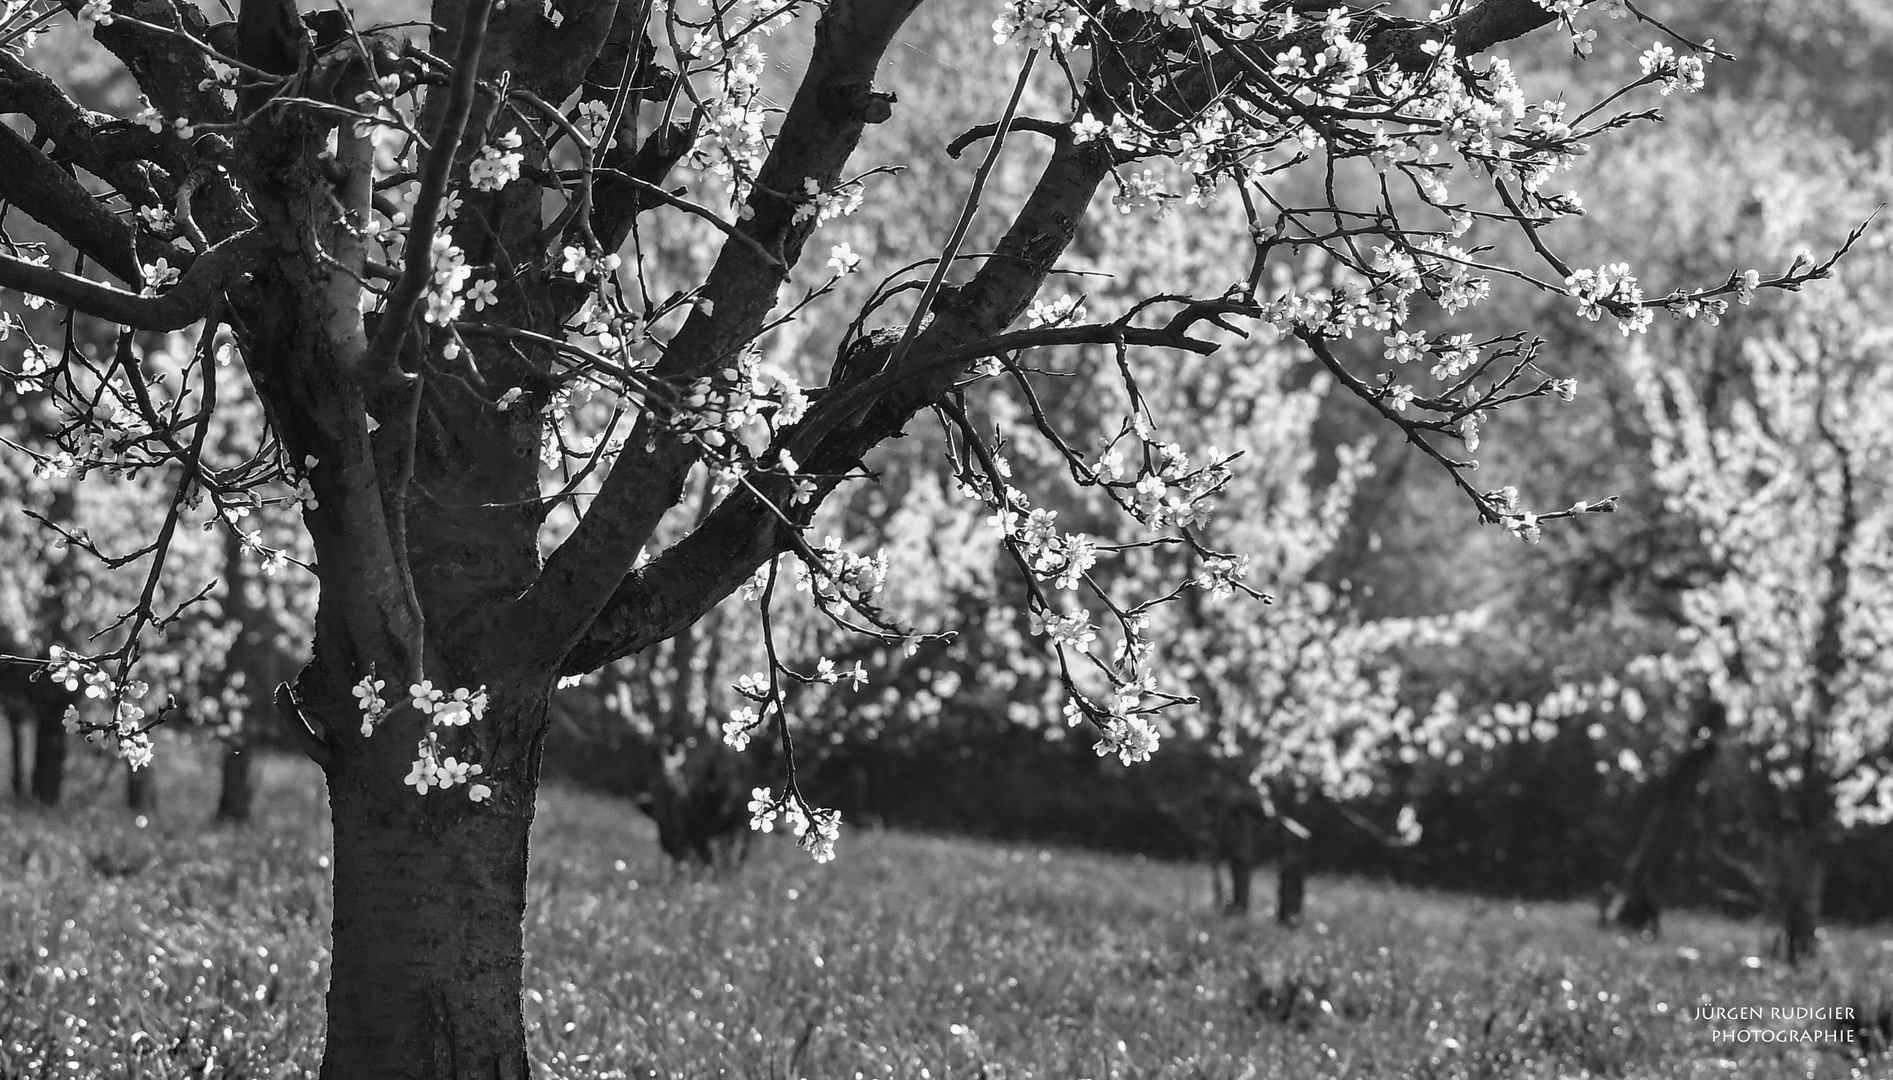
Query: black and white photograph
[[1, 0, 1891, 1075]]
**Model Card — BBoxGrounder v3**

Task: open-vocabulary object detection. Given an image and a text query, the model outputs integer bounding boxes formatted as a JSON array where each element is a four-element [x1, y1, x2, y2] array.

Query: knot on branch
[[818, 82, 897, 126], [826, 326, 900, 398]]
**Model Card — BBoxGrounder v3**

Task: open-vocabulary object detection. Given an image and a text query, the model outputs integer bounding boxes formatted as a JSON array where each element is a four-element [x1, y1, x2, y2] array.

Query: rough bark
[[317, 695, 543, 1080]]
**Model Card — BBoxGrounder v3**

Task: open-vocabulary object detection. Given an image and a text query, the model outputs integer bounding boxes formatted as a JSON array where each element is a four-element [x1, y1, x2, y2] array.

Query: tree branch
[[545, 0, 1583, 674], [366, 0, 496, 371], [78, 0, 235, 136], [0, 122, 177, 284], [0, 228, 269, 330], [0, 51, 176, 214], [503, 0, 924, 668], [557, 484, 790, 676]]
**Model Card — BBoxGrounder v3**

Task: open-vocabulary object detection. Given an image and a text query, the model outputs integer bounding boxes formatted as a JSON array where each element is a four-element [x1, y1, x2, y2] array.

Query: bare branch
[[0, 122, 175, 283], [885, 47, 1039, 376], [0, 51, 176, 214], [0, 228, 269, 330]]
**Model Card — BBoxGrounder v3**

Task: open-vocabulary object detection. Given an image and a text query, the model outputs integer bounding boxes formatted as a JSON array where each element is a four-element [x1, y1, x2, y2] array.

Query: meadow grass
[[2, 747, 1890, 1079]]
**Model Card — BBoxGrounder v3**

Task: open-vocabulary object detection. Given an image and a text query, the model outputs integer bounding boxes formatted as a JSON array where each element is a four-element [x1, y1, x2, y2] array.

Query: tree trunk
[[217, 744, 257, 824], [1214, 794, 1267, 915], [320, 746, 538, 1080], [31, 490, 77, 807], [29, 688, 65, 807], [1228, 855, 1254, 914], [1771, 826, 1825, 965], [6, 710, 22, 798], [1609, 702, 1724, 935], [1277, 817, 1310, 926], [216, 524, 271, 826], [125, 761, 158, 813]]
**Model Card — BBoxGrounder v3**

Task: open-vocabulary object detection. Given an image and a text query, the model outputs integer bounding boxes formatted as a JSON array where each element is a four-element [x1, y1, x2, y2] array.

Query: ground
[[1, 748, 1889, 1079]]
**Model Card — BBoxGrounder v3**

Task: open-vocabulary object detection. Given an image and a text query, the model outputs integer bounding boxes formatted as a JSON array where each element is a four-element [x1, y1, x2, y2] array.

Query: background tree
[[1626, 255, 1893, 960]]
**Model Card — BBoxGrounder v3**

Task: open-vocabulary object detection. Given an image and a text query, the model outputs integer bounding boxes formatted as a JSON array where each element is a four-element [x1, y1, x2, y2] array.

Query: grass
[[2, 747, 1891, 1079]]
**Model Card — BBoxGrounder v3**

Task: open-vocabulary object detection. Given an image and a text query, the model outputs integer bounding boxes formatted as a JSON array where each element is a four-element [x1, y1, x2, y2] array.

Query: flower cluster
[[992, 0, 1086, 50], [354, 674, 494, 802], [559, 245, 622, 284], [826, 244, 861, 276], [1566, 262, 1655, 336], [1063, 690, 1161, 766], [74, 0, 113, 29], [424, 235, 474, 325], [1128, 463, 1227, 531], [46, 648, 157, 769], [1192, 554, 1250, 600], [139, 259, 180, 298], [689, 31, 774, 188], [826, 656, 872, 688], [1031, 607, 1096, 649], [575, 100, 613, 144], [745, 787, 841, 862], [722, 701, 767, 751], [1024, 294, 1086, 329], [406, 679, 489, 726], [352, 674, 389, 736], [468, 129, 525, 192], [404, 734, 490, 801], [794, 537, 891, 609], [793, 178, 865, 226], [991, 508, 1100, 591], [1639, 43, 1707, 96], [668, 349, 810, 453]]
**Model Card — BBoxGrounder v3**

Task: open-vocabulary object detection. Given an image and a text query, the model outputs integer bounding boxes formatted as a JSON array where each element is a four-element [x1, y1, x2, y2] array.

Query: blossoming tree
[[1447, 93, 1887, 935], [1626, 257, 1893, 961], [0, 0, 1837, 1071]]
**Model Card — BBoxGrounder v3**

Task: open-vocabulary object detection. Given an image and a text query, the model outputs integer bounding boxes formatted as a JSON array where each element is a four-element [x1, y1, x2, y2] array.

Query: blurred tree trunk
[[1608, 698, 1726, 934], [125, 761, 157, 813], [1771, 823, 1825, 965], [30, 488, 77, 806], [1227, 855, 1252, 914], [6, 707, 22, 797], [218, 746, 256, 824], [1222, 799, 1266, 915], [29, 682, 67, 807], [1276, 815, 1311, 925], [215, 527, 271, 825]]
